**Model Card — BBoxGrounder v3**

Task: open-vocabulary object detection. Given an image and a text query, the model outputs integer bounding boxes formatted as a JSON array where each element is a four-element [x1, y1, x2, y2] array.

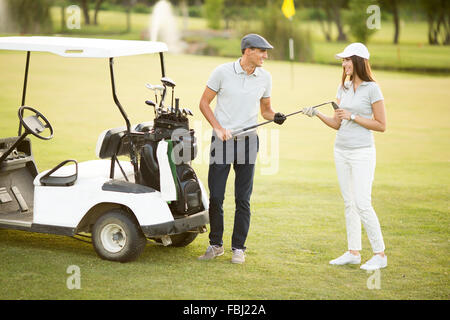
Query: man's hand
[[274, 112, 286, 125], [214, 127, 232, 141]]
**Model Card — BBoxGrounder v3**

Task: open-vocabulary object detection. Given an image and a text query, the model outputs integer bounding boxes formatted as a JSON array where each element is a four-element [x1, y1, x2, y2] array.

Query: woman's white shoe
[[360, 255, 387, 270], [329, 252, 361, 265]]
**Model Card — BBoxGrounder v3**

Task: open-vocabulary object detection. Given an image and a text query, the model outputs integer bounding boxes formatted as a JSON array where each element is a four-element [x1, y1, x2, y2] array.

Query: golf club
[[231, 100, 335, 137], [145, 100, 157, 116], [175, 98, 180, 117], [145, 100, 156, 107], [145, 83, 164, 104], [161, 77, 176, 111]]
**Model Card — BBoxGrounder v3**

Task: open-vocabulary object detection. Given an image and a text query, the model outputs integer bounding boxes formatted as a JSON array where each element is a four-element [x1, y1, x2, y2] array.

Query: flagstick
[[289, 17, 294, 90], [282, 0, 296, 90], [289, 38, 294, 90]]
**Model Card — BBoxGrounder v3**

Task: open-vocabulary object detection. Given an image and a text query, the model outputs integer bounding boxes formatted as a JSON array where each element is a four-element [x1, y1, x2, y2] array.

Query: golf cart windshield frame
[[0, 36, 169, 183]]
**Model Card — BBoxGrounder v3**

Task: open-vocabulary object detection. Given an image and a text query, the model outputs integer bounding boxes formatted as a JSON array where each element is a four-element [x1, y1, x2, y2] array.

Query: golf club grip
[[232, 121, 270, 136]]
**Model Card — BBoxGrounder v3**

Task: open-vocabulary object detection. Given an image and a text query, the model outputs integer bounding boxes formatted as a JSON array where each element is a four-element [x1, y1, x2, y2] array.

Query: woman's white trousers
[[334, 146, 385, 253]]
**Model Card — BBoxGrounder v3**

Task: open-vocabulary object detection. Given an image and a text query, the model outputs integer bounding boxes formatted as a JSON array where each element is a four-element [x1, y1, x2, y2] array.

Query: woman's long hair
[[341, 55, 376, 90]]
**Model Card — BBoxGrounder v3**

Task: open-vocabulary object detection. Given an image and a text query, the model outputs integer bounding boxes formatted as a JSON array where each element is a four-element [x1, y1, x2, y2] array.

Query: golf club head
[[331, 102, 340, 110], [146, 83, 164, 92], [154, 85, 164, 93], [145, 100, 156, 107], [161, 77, 176, 88]]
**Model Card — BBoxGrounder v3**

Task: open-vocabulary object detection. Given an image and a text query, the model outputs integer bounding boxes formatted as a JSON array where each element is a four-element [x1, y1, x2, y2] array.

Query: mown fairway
[[0, 51, 448, 299]]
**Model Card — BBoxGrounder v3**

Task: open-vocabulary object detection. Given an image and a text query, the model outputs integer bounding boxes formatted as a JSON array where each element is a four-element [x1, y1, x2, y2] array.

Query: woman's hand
[[335, 108, 352, 121], [302, 107, 317, 117], [334, 101, 386, 132]]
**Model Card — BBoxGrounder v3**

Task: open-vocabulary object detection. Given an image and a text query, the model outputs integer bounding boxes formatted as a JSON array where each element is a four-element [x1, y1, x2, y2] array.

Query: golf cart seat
[[96, 126, 128, 159], [35, 159, 134, 187], [39, 159, 78, 187], [134, 121, 153, 133], [95, 122, 154, 159]]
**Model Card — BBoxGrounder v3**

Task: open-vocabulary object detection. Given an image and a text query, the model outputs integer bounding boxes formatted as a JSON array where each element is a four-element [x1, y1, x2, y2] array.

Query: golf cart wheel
[[92, 209, 146, 262]]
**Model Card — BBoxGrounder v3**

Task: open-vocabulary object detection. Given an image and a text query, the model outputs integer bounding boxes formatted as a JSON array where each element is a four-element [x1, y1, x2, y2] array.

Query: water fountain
[[149, 0, 185, 54]]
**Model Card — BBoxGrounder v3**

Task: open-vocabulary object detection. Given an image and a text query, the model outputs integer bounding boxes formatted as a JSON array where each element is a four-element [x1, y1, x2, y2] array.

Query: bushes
[[258, 4, 313, 62], [204, 0, 224, 30], [200, 2, 313, 62], [345, 0, 378, 43], [6, 0, 53, 33]]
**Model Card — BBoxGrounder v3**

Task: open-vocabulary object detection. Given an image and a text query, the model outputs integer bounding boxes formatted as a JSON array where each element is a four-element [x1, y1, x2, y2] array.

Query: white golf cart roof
[[2, 36, 170, 142], [0, 36, 168, 57]]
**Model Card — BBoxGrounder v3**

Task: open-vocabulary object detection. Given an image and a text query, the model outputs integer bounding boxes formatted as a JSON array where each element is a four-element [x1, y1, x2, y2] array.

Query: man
[[198, 34, 286, 264]]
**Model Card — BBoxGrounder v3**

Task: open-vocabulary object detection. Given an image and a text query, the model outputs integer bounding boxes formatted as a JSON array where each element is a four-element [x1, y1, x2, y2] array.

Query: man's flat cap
[[241, 34, 273, 50]]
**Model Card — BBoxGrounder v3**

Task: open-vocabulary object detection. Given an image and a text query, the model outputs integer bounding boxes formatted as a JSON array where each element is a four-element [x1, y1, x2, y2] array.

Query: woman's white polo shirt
[[335, 81, 384, 150]]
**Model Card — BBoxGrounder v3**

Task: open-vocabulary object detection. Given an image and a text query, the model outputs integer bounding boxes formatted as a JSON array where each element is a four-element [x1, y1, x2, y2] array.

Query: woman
[[303, 43, 387, 270]]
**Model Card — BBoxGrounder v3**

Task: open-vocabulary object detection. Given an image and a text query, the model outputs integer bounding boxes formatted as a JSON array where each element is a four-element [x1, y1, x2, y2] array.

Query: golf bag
[[139, 115, 202, 216]]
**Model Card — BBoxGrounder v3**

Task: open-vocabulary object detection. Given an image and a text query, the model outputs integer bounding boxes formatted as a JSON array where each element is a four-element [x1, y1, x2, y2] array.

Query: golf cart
[[0, 36, 209, 262]]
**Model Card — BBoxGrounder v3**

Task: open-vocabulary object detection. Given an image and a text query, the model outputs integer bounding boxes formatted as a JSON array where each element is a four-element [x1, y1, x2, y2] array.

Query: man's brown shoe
[[198, 245, 224, 260]]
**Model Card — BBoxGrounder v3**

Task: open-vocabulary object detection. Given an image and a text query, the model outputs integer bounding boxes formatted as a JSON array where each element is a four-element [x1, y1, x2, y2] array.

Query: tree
[[306, 0, 333, 42], [379, 0, 402, 44], [420, 0, 450, 45], [331, 0, 348, 41], [204, 0, 224, 30], [303, 0, 348, 42], [78, 0, 90, 25], [94, 0, 105, 25], [6, 0, 53, 33], [124, 0, 137, 32], [74, 0, 108, 25]]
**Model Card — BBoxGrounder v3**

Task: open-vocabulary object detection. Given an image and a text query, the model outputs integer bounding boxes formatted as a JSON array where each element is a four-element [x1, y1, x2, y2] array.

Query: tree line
[[3, 0, 449, 45], [302, 0, 449, 45]]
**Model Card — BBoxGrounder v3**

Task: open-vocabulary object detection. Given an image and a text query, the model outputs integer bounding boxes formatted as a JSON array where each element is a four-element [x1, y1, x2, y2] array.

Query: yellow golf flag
[[282, 0, 296, 19]]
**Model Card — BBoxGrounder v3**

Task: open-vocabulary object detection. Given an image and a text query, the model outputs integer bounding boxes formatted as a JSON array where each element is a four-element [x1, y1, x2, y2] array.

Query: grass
[[0, 51, 449, 300]]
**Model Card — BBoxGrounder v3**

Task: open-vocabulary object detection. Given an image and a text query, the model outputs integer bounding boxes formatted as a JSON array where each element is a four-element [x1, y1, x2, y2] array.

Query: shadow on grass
[[0, 229, 208, 265], [0, 229, 95, 258]]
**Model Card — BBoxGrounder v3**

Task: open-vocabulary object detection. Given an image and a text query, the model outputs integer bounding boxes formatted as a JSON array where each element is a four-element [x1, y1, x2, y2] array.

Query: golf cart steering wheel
[[18, 106, 54, 140]]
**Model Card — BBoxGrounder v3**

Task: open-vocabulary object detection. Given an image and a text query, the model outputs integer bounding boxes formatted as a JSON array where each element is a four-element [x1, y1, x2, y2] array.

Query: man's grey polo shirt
[[207, 58, 272, 131], [335, 81, 384, 150]]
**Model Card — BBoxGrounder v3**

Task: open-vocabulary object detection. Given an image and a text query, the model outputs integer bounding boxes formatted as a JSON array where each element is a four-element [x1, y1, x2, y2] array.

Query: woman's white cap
[[335, 42, 370, 60]]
